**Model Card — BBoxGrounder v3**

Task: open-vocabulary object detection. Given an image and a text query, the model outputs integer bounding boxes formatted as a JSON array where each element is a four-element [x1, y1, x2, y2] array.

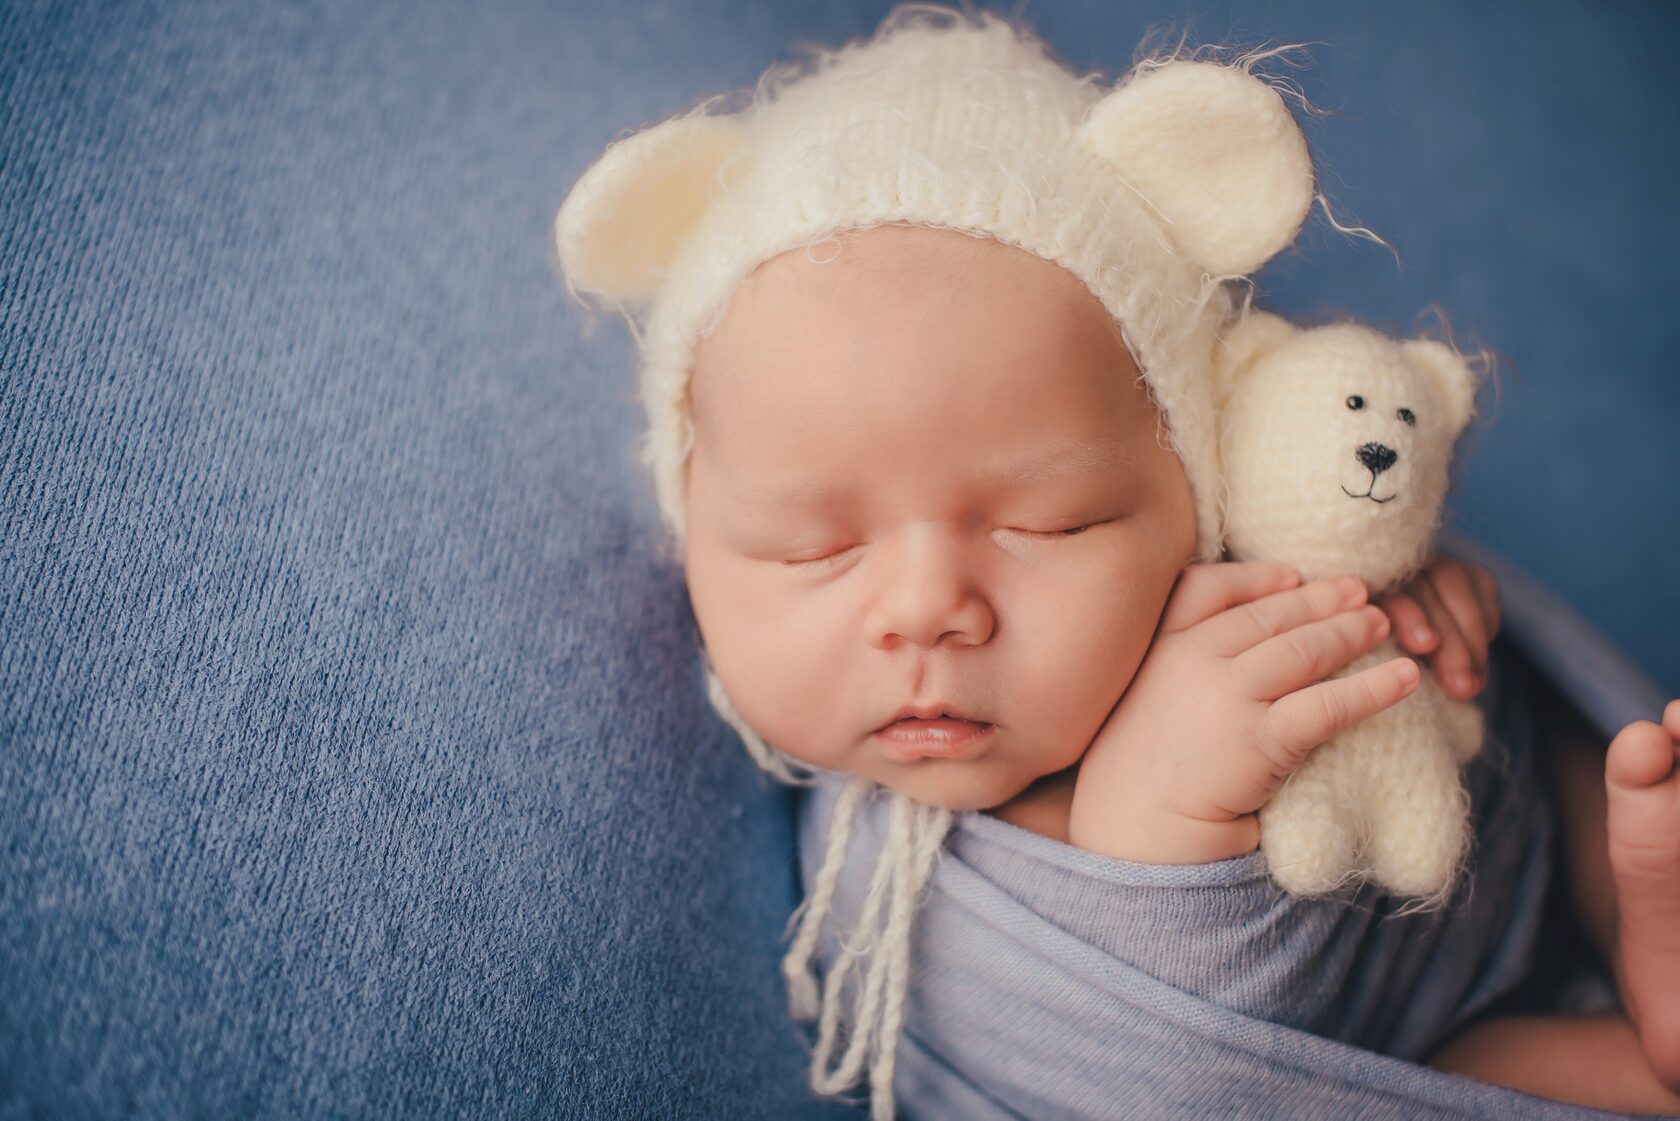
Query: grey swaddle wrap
[[795, 625, 1639, 1120]]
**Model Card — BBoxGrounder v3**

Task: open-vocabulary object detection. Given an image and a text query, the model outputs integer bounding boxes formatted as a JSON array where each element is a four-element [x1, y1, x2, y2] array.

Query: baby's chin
[[870, 758, 1040, 813]]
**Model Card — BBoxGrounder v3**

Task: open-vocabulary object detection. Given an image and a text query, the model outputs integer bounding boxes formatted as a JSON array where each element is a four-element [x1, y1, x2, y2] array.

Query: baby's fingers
[[1198, 574, 1367, 656], [1376, 591, 1438, 654], [1235, 605, 1391, 701], [1469, 564, 1501, 638], [1264, 657, 1422, 769], [1413, 576, 1480, 699], [1428, 562, 1494, 673], [1159, 562, 1300, 634]]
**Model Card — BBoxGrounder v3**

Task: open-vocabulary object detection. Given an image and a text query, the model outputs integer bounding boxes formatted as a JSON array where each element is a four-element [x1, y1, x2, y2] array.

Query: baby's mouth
[[880, 715, 991, 735], [874, 715, 994, 759]]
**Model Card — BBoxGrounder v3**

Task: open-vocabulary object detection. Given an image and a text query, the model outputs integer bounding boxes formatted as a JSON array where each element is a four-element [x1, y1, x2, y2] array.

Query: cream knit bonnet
[[554, 5, 1319, 1116]]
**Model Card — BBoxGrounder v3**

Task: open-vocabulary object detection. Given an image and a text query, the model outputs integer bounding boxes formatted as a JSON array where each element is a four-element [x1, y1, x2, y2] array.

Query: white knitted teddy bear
[[1214, 309, 1485, 901]]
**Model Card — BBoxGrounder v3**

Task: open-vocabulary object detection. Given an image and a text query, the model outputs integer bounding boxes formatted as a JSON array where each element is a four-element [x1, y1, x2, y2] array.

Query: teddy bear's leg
[[1440, 695, 1485, 765], [1259, 742, 1361, 896], [1359, 703, 1472, 901]]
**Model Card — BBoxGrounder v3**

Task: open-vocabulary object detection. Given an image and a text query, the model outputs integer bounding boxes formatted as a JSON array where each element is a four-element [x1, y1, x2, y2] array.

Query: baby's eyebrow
[[733, 478, 850, 509], [978, 438, 1133, 484], [733, 438, 1131, 509]]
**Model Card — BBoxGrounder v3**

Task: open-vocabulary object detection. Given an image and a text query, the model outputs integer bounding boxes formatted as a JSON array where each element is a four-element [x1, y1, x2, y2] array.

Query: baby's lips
[[874, 702, 990, 733]]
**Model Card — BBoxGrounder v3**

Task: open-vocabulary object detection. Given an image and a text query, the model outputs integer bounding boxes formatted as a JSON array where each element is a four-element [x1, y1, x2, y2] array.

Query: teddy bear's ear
[[1077, 61, 1314, 278], [1401, 338, 1477, 438], [554, 112, 747, 304], [1213, 308, 1296, 395]]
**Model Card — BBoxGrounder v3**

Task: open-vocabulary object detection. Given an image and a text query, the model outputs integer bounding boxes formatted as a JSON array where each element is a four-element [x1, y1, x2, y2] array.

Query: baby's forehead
[[691, 224, 1133, 416], [686, 293, 1170, 522]]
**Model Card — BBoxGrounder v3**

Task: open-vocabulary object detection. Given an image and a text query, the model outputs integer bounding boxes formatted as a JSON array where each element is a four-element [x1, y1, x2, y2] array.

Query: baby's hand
[[1068, 562, 1421, 864], [1376, 555, 1501, 701]]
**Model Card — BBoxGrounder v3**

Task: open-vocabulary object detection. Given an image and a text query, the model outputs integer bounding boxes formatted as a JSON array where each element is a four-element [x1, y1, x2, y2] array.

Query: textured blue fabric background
[[1, 1, 1674, 1118]]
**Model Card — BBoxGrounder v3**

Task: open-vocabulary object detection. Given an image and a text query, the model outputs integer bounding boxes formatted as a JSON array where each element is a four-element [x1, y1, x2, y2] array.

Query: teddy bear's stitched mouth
[[1341, 483, 1396, 504]]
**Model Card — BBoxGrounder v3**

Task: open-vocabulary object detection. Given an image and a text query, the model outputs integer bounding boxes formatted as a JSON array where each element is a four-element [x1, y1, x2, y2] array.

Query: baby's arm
[[1068, 562, 1418, 864]]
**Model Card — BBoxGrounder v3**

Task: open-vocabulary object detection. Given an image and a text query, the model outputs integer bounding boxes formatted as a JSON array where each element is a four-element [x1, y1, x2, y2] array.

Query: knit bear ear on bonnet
[[552, 113, 745, 306], [553, 6, 1319, 564]]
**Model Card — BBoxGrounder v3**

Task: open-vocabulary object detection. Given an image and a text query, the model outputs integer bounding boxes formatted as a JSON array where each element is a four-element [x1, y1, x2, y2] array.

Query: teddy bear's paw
[[1440, 697, 1485, 765], [1362, 772, 1472, 902], [1259, 797, 1361, 896], [1367, 833, 1465, 903]]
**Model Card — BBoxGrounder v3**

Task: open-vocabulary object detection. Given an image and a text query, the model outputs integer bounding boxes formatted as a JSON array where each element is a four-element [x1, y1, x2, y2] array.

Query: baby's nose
[[1356, 442, 1398, 475], [868, 528, 994, 650]]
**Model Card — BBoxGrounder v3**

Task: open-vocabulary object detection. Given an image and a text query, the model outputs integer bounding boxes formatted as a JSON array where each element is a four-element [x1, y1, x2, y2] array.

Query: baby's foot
[[1606, 699, 1680, 1089]]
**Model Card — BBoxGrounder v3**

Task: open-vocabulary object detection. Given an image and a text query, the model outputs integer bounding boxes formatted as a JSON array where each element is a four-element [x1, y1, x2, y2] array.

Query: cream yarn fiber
[[554, 5, 1321, 1117]]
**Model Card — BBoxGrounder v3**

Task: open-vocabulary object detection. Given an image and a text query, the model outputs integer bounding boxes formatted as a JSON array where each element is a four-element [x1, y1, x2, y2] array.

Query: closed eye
[[1011, 521, 1102, 537], [783, 521, 1106, 565], [780, 545, 858, 568]]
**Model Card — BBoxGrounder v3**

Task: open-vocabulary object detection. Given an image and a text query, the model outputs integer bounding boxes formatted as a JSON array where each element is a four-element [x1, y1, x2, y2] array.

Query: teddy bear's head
[[1215, 311, 1478, 592]]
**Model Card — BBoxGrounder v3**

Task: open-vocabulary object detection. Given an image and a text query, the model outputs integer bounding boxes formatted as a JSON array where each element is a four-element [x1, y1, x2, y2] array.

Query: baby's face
[[683, 224, 1196, 811]]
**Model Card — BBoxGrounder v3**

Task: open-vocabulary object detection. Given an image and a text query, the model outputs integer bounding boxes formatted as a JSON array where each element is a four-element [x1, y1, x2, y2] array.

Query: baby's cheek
[[1012, 583, 1157, 752], [719, 607, 858, 767]]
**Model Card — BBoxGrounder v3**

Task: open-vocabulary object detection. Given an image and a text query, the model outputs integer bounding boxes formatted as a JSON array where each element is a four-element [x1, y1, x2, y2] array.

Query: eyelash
[[780, 546, 857, 569], [1014, 523, 1096, 538], [779, 523, 1104, 567]]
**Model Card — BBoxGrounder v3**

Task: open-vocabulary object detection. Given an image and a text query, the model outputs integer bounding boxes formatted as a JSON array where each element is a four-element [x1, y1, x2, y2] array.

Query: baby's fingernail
[[1336, 575, 1366, 605], [1363, 606, 1389, 636], [1453, 672, 1474, 695], [1412, 626, 1433, 644]]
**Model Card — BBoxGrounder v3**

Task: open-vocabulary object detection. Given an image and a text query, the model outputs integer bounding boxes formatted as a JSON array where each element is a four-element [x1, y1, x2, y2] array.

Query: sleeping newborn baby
[[554, 7, 1680, 1118]]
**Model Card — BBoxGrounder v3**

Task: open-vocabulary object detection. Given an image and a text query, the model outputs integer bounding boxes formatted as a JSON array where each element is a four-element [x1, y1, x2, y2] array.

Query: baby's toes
[[1606, 719, 1677, 793], [1606, 720, 1680, 889], [1607, 710, 1680, 1090]]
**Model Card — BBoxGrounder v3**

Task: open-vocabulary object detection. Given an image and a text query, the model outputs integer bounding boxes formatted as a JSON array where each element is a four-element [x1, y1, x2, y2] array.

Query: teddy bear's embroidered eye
[[1397, 407, 1416, 427], [1345, 395, 1365, 411]]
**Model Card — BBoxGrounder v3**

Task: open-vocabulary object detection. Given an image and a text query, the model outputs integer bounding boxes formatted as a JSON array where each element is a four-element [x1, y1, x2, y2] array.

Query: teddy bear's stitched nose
[[1356, 442, 1398, 475]]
